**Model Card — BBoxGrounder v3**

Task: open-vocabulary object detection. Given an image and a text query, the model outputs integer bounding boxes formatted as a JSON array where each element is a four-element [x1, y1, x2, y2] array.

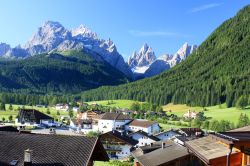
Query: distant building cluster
[[1, 106, 250, 166]]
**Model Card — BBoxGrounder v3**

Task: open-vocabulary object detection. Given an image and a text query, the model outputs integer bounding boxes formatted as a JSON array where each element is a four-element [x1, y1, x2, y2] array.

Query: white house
[[77, 110, 99, 120], [154, 129, 180, 141], [129, 130, 160, 147], [126, 119, 160, 135], [100, 130, 138, 159], [72, 107, 80, 112], [183, 110, 198, 119], [96, 112, 132, 133], [55, 103, 69, 111], [69, 119, 96, 134], [15, 109, 54, 127]]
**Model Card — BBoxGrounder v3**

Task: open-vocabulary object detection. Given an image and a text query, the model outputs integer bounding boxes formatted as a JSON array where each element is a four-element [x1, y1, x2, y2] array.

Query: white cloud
[[128, 30, 191, 38], [189, 3, 223, 13]]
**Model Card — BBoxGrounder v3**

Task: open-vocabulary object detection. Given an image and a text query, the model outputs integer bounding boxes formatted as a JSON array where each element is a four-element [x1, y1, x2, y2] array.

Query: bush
[[86, 131, 100, 137]]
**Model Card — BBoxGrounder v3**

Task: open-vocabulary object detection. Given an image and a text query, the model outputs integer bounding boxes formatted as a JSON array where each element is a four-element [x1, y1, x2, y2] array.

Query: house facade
[[183, 110, 198, 119], [15, 109, 54, 127], [55, 103, 69, 111], [100, 130, 138, 159], [97, 112, 132, 133], [154, 129, 179, 141], [126, 119, 160, 135], [129, 130, 160, 147]]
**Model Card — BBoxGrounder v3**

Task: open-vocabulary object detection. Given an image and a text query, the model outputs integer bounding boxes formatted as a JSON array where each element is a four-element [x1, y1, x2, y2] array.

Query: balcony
[[104, 145, 122, 151]]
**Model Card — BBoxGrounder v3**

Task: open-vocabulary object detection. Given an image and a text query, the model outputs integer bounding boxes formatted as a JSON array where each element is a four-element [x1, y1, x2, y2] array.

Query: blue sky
[[0, 0, 249, 60]]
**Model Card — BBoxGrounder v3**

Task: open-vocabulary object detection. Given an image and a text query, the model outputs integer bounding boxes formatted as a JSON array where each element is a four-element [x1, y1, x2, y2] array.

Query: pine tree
[[236, 96, 248, 109]]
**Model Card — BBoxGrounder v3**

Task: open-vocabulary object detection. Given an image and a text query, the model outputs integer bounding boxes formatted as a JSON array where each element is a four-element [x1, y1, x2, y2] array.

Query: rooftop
[[100, 130, 138, 145], [128, 119, 157, 128], [97, 112, 132, 120], [17, 109, 53, 124], [132, 141, 189, 166], [0, 126, 19, 132], [129, 130, 160, 141], [0, 131, 109, 166], [154, 129, 178, 137], [185, 136, 240, 164]]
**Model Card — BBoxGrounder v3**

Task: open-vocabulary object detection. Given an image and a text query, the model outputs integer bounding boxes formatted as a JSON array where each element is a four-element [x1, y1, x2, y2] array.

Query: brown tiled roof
[[0, 126, 18, 132], [18, 109, 53, 124], [0, 131, 109, 166], [98, 112, 132, 120], [71, 118, 92, 126], [185, 136, 240, 165], [100, 130, 138, 145], [128, 119, 157, 128], [132, 141, 189, 166]]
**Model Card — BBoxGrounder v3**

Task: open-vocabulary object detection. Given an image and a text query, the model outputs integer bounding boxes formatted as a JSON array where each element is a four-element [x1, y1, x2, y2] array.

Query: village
[[0, 102, 250, 166]]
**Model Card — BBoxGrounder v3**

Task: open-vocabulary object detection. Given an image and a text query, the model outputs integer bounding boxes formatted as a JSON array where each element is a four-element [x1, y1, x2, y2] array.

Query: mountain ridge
[[0, 50, 129, 94], [128, 42, 197, 78], [0, 21, 133, 78], [82, 5, 250, 107]]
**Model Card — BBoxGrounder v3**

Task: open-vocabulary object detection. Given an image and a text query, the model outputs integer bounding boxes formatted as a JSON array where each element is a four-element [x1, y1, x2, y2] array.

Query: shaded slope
[[0, 50, 129, 94]]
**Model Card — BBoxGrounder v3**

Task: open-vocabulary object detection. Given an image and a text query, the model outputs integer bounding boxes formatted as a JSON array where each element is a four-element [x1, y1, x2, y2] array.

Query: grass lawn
[[0, 104, 71, 121], [159, 122, 189, 130], [86, 100, 144, 109], [163, 103, 202, 117], [163, 103, 250, 124]]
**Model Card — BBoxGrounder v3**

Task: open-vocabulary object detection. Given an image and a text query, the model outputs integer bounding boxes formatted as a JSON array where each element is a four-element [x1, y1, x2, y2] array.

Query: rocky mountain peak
[[176, 42, 197, 59], [71, 24, 98, 39], [128, 43, 156, 68], [0, 21, 133, 78], [24, 21, 69, 50]]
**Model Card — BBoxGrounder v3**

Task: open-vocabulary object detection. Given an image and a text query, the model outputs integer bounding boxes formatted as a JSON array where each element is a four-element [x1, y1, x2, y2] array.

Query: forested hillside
[[82, 5, 250, 107], [0, 50, 129, 94]]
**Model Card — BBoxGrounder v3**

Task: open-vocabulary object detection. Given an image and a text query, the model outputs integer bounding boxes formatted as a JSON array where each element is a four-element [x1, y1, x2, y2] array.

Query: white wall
[[126, 123, 160, 135], [130, 133, 156, 147], [98, 120, 115, 133], [116, 144, 131, 159], [155, 131, 179, 141], [98, 119, 131, 133]]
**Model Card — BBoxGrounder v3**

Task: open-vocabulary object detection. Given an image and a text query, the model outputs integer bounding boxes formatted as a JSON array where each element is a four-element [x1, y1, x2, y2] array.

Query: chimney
[[162, 142, 166, 149], [19, 126, 25, 133], [49, 128, 56, 134], [24, 149, 32, 166]]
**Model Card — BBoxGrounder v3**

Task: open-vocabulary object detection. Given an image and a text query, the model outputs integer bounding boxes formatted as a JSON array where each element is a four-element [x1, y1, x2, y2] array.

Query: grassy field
[[163, 103, 201, 117], [159, 122, 189, 130], [163, 103, 250, 124], [0, 104, 70, 121], [86, 100, 144, 109]]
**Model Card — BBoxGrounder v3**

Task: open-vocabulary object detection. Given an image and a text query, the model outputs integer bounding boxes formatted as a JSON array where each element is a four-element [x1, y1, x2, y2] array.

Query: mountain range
[[82, 5, 250, 107], [128, 43, 197, 78], [0, 21, 196, 81], [0, 21, 132, 78]]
